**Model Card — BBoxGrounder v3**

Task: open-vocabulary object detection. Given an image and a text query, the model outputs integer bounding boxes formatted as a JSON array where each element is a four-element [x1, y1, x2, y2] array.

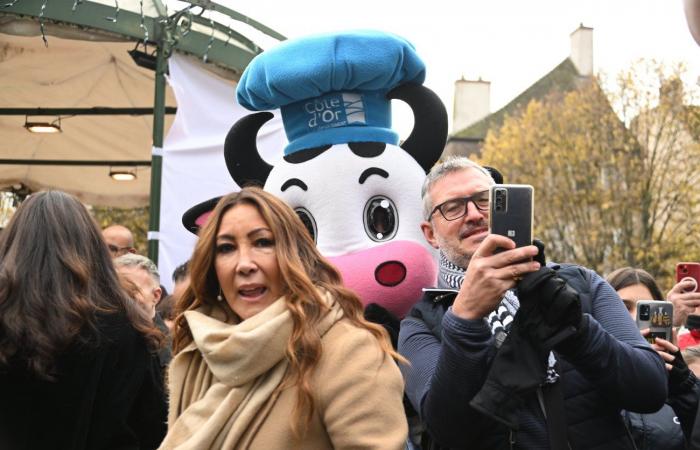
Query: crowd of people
[[1, 157, 700, 450]]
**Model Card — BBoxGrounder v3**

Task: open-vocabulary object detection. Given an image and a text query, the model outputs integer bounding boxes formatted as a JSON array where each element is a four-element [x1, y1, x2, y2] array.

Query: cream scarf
[[158, 292, 344, 450]]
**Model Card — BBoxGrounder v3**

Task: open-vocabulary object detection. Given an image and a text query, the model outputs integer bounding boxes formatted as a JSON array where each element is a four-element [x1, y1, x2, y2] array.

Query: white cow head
[[224, 84, 447, 318]]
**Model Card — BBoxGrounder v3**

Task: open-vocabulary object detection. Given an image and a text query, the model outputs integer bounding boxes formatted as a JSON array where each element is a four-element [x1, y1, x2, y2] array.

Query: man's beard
[[437, 219, 488, 269]]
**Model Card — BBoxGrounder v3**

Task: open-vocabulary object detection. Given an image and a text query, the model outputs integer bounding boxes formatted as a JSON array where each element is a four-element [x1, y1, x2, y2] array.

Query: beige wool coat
[[239, 318, 408, 449]]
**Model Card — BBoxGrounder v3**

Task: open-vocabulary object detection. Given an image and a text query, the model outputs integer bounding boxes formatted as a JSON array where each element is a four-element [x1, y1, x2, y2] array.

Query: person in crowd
[[171, 261, 190, 304], [156, 295, 176, 333], [684, 346, 700, 377], [102, 224, 136, 258], [159, 187, 407, 449], [399, 157, 667, 449], [607, 266, 699, 449], [156, 262, 190, 334], [115, 253, 172, 368], [0, 191, 166, 450], [606, 267, 664, 317]]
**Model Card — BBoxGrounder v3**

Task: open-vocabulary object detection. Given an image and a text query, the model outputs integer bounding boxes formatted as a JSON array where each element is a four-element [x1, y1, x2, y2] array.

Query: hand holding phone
[[636, 300, 673, 343], [676, 262, 700, 293]]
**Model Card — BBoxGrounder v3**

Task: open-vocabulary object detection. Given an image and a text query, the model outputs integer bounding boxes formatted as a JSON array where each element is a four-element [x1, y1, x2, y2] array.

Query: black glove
[[668, 348, 696, 395], [532, 239, 546, 267], [516, 256, 582, 348]]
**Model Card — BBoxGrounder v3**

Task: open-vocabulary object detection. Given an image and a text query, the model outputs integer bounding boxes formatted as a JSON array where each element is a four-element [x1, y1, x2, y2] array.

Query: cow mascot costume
[[184, 30, 448, 336]]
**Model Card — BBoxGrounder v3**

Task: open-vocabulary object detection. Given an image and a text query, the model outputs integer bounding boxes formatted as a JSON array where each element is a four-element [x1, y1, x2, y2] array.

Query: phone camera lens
[[639, 305, 651, 321]]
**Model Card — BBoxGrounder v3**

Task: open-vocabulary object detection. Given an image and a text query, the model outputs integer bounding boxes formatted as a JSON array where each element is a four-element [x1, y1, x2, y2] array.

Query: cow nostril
[[375, 261, 407, 287]]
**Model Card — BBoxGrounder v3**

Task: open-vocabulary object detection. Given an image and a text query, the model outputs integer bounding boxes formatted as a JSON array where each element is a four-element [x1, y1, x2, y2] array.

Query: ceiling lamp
[[109, 167, 137, 181], [24, 117, 61, 133]]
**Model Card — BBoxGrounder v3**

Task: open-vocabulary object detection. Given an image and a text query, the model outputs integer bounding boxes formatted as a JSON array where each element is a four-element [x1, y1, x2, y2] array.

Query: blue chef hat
[[236, 30, 426, 156]]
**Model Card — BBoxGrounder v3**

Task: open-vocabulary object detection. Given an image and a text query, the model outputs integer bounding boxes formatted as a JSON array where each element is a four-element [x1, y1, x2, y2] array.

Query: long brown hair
[[0, 191, 161, 379], [174, 187, 401, 434]]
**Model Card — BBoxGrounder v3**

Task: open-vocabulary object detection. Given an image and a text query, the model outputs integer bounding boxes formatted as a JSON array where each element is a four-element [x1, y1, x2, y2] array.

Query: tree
[[479, 61, 700, 288]]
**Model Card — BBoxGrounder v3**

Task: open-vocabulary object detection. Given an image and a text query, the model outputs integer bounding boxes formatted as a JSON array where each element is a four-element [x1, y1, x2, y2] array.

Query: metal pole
[[147, 32, 167, 264]]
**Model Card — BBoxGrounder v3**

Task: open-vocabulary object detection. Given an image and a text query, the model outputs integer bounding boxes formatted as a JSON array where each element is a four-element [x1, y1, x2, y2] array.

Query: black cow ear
[[387, 83, 447, 173], [182, 196, 222, 235], [225, 112, 274, 186], [483, 166, 503, 184]]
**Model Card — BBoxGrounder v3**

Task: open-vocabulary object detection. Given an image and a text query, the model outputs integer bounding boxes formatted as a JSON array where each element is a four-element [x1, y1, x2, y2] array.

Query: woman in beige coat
[[160, 187, 407, 450]]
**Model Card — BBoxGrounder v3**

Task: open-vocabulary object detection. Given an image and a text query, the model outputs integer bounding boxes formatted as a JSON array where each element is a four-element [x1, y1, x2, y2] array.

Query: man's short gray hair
[[114, 253, 160, 284], [421, 156, 495, 220]]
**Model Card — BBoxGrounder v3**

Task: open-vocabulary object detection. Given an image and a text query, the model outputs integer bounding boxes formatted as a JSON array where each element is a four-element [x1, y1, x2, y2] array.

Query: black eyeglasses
[[429, 190, 490, 221]]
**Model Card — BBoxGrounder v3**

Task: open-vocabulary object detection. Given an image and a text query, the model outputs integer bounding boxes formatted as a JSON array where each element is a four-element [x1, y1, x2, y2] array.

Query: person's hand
[[668, 280, 700, 326], [452, 234, 540, 320], [642, 328, 678, 371], [643, 328, 696, 393]]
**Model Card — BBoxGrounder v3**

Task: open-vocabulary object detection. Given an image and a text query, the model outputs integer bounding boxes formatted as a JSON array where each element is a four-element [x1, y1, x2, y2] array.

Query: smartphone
[[636, 300, 673, 343], [676, 262, 700, 293], [488, 184, 534, 250]]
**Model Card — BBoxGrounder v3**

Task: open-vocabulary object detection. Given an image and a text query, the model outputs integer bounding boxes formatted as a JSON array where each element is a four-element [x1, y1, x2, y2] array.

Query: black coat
[[0, 312, 167, 450]]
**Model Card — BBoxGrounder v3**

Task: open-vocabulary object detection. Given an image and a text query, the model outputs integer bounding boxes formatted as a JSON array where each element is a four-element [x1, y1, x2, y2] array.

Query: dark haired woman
[[0, 191, 167, 450], [160, 187, 407, 449], [607, 267, 699, 449]]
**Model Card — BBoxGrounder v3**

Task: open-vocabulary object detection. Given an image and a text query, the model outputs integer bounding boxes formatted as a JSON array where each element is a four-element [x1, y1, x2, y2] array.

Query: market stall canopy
[[0, 0, 283, 207]]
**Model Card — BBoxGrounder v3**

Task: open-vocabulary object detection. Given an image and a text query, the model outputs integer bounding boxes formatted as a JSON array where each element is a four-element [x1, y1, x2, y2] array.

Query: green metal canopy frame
[[0, 0, 284, 263]]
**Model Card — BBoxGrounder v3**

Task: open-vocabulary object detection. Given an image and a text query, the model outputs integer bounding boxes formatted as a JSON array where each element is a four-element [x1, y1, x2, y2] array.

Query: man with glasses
[[102, 224, 136, 258], [398, 157, 666, 449]]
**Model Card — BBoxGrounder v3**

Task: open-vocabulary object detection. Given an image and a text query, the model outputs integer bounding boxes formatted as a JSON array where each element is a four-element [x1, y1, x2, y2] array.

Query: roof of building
[[452, 58, 584, 140]]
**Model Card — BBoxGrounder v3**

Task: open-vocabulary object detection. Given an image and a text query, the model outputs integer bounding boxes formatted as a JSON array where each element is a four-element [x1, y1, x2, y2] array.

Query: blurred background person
[[102, 224, 136, 258], [160, 187, 407, 449], [115, 253, 172, 369], [156, 295, 176, 333], [607, 266, 699, 449], [171, 261, 190, 303], [684, 346, 700, 378], [0, 191, 166, 450]]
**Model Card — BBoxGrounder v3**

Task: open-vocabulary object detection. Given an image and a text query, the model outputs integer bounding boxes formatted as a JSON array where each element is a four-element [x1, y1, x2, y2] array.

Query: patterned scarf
[[438, 252, 559, 384]]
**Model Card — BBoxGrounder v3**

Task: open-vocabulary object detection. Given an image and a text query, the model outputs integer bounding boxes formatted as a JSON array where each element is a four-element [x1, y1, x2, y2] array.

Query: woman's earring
[[217, 289, 224, 302]]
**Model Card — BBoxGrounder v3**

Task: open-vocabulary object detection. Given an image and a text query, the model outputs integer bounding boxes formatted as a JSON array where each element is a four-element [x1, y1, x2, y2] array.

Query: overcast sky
[[217, 0, 700, 134]]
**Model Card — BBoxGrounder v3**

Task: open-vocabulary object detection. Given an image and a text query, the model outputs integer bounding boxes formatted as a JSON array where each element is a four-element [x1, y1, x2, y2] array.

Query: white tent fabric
[[159, 53, 286, 291], [0, 31, 177, 207]]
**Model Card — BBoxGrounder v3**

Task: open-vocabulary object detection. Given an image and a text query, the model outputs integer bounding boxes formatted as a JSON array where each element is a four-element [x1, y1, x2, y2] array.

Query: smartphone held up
[[676, 262, 700, 293], [488, 184, 534, 251], [635, 300, 673, 344]]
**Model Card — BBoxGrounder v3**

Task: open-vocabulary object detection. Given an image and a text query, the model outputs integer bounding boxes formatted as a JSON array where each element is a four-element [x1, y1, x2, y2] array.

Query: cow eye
[[364, 196, 398, 242], [294, 207, 317, 242]]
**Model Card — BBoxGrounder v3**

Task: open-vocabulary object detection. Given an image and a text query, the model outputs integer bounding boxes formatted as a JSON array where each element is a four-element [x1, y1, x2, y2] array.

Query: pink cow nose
[[375, 261, 407, 287]]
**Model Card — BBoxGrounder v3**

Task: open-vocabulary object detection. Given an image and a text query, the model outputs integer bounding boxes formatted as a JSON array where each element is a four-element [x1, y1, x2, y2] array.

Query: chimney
[[570, 24, 593, 76], [452, 77, 491, 133]]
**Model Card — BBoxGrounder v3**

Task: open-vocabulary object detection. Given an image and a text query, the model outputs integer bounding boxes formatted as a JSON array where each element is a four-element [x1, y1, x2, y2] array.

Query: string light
[[2, 0, 21, 8], [202, 15, 215, 63], [105, 0, 119, 23], [224, 17, 232, 47], [138, 0, 148, 43], [39, 0, 48, 47], [71, 0, 82, 11]]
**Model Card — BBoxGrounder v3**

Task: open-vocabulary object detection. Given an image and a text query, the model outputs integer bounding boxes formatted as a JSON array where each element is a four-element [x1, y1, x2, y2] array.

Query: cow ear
[[387, 83, 447, 173], [225, 112, 274, 187], [483, 166, 504, 184], [182, 196, 221, 235]]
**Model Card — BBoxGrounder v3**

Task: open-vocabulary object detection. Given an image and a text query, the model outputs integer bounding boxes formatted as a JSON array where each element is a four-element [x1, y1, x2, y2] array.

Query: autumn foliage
[[480, 61, 700, 288]]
